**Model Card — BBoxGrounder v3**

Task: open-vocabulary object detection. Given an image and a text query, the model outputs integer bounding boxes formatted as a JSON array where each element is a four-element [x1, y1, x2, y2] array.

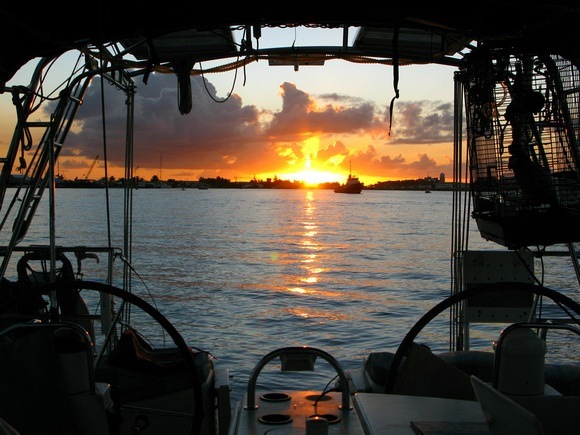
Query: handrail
[[244, 346, 351, 411], [0, 321, 96, 394]]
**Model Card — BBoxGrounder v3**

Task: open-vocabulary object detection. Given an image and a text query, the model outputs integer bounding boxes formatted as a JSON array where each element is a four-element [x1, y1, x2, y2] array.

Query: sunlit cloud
[[47, 72, 455, 184]]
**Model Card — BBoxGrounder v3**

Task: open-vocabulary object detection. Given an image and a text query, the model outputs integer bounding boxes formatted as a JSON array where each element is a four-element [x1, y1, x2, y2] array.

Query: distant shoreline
[[8, 175, 466, 191]]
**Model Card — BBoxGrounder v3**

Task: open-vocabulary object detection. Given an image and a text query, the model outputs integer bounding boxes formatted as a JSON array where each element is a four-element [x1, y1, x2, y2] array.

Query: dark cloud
[[316, 92, 365, 104], [61, 74, 271, 172], [385, 100, 454, 144]]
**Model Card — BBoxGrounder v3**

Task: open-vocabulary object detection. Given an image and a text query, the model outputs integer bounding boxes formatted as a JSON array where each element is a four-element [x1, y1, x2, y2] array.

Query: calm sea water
[[6, 188, 579, 402]]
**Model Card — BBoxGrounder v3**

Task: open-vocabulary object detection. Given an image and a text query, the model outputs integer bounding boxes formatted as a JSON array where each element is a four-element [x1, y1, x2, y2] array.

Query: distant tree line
[[10, 173, 452, 190]]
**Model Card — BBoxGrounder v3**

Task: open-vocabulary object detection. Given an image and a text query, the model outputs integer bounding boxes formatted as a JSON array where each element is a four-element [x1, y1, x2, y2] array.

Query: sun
[[297, 169, 341, 186], [280, 167, 341, 185], [288, 159, 343, 185], [279, 137, 345, 185]]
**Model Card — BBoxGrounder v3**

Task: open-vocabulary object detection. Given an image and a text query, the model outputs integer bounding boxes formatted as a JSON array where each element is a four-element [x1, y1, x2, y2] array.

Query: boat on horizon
[[0, 5, 579, 435], [334, 163, 364, 194]]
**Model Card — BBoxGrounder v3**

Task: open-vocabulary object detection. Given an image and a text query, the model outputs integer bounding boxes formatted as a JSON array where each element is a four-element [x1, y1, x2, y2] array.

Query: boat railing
[[244, 346, 351, 411], [0, 54, 136, 284], [0, 244, 121, 287], [0, 320, 112, 433], [455, 248, 580, 352], [0, 320, 97, 392], [0, 244, 124, 338]]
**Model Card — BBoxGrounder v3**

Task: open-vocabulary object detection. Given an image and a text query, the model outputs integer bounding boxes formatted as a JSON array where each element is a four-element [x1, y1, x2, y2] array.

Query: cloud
[[51, 72, 455, 182], [265, 82, 375, 137], [386, 100, 454, 144]]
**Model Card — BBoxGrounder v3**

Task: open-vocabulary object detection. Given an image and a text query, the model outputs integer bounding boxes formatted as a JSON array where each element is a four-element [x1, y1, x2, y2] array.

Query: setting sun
[[279, 137, 345, 185], [293, 169, 342, 185], [284, 156, 343, 185]]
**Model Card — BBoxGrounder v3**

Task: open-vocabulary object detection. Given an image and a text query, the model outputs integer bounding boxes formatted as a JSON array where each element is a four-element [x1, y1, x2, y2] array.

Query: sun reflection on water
[[296, 191, 325, 295]]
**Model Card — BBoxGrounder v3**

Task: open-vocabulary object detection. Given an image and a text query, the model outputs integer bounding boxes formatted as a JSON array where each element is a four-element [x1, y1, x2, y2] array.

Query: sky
[[0, 26, 460, 185]]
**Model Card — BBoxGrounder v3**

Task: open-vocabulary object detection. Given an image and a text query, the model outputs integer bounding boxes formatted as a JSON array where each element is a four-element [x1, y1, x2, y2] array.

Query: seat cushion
[[438, 350, 495, 382], [393, 343, 476, 400], [364, 351, 398, 386]]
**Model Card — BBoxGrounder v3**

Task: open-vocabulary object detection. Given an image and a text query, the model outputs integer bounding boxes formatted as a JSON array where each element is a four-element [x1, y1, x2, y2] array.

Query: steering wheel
[[384, 283, 580, 393], [0, 279, 205, 435]]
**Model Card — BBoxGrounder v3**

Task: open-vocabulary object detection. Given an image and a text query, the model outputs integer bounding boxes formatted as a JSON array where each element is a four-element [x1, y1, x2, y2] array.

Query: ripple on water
[[15, 189, 578, 403]]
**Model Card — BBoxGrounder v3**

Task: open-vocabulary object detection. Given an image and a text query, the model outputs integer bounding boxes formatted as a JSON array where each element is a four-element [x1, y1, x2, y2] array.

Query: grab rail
[[244, 346, 351, 411], [0, 321, 96, 394]]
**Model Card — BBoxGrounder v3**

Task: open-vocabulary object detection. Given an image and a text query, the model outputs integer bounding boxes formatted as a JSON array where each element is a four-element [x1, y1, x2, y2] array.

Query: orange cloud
[[45, 73, 454, 184]]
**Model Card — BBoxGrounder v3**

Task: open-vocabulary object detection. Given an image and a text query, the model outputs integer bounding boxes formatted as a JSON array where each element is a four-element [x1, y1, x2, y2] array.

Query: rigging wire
[[451, 71, 467, 352], [198, 24, 248, 104], [199, 60, 239, 104], [313, 374, 340, 407], [97, 50, 113, 255], [114, 251, 160, 313]]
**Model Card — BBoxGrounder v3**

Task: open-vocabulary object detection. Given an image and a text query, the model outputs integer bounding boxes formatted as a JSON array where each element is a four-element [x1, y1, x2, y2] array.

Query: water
[[6, 188, 579, 402]]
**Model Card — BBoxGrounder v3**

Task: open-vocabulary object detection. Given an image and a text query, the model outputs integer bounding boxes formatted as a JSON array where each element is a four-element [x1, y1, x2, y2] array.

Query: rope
[[80, 46, 411, 77], [388, 27, 400, 136]]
